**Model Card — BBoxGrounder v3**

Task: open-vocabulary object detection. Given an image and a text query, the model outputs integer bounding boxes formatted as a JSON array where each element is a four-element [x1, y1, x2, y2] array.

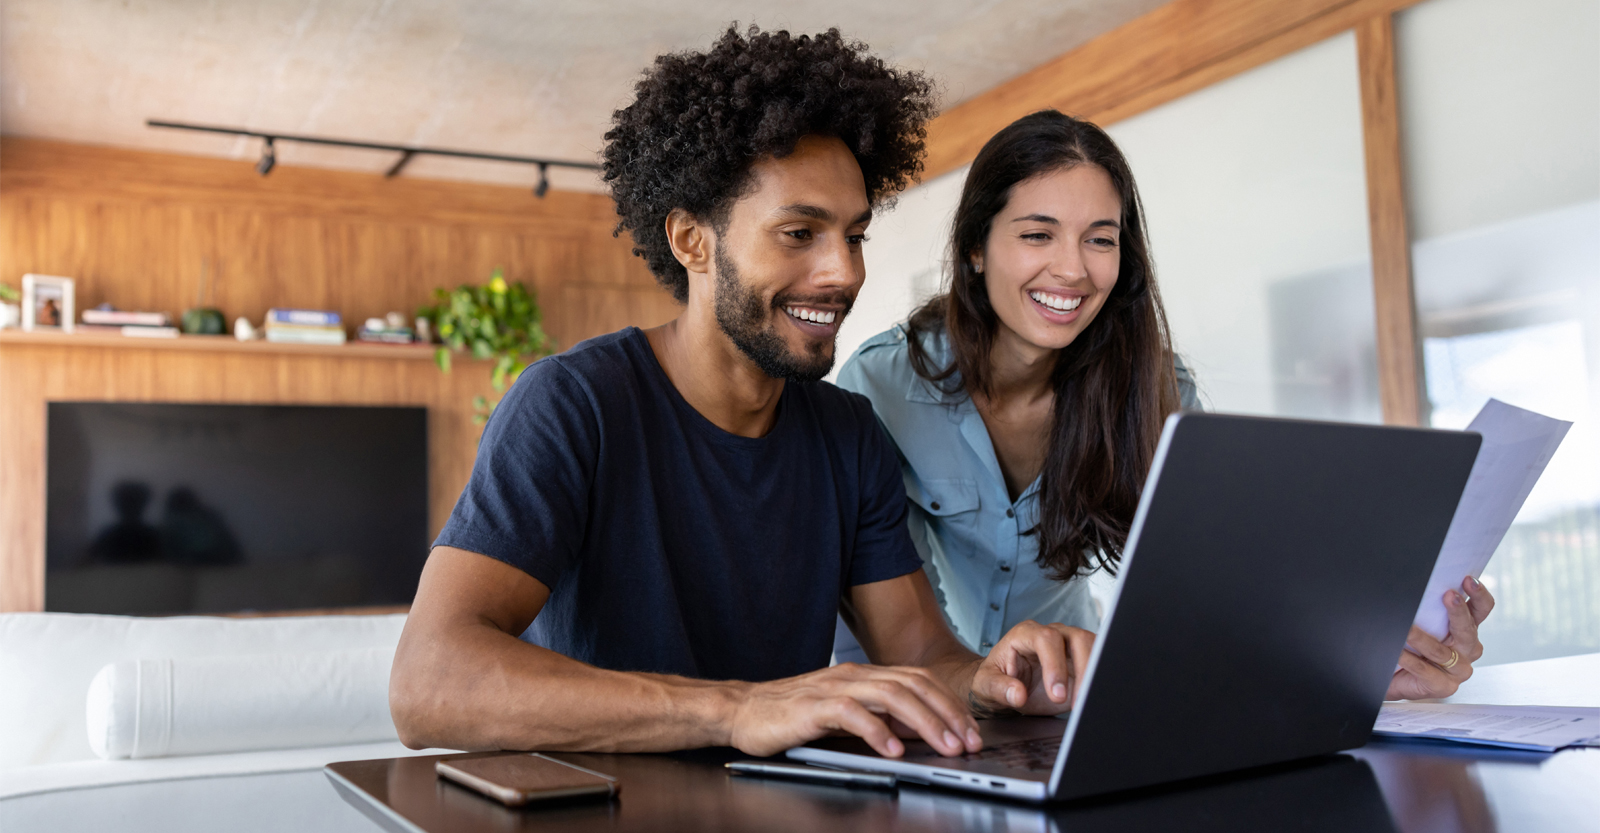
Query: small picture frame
[[22, 274, 75, 334]]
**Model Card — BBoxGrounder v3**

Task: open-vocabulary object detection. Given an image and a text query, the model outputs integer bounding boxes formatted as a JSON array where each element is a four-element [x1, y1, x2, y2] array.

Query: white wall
[[829, 165, 969, 381], [1106, 31, 1377, 420], [1396, 0, 1600, 240]]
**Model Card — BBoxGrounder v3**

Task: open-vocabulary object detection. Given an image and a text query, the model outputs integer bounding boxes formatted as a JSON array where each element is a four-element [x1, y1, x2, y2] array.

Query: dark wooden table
[[327, 740, 1600, 833]]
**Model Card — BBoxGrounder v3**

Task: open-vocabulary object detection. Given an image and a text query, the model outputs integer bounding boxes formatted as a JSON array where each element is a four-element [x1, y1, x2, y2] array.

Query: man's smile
[[781, 304, 846, 338]]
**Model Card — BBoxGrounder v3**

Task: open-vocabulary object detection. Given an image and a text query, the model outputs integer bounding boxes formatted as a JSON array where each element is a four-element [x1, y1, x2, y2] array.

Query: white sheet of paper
[[1374, 702, 1600, 752], [1413, 400, 1571, 640]]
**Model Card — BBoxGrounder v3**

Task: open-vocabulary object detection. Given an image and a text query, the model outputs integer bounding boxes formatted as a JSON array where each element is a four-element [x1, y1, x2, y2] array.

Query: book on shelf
[[121, 325, 181, 338], [265, 322, 345, 333], [265, 327, 347, 345], [76, 323, 181, 338], [81, 309, 171, 327], [266, 308, 341, 327]]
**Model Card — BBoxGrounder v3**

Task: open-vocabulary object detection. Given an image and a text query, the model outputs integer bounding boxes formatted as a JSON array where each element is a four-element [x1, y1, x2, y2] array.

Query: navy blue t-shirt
[[433, 327, 922, 682]]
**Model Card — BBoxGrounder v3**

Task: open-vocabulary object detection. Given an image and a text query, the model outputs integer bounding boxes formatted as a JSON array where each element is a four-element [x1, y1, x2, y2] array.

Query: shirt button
[[999, 563, 1011, 572], [990, 602, 1000, 611], [980, 641, 992, 649], [930, 501, 941, 511], [1006, 508, 1015, 518]]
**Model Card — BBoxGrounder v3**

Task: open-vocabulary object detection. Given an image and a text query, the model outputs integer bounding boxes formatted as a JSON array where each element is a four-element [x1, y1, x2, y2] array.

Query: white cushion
[[0, 740, 440, 801], [0, 612, 405, 769], [85, 648, 397, 760]]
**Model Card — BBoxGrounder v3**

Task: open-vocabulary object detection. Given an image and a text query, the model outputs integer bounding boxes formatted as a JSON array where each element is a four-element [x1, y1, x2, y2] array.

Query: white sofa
[[0, 612, 450, 832]]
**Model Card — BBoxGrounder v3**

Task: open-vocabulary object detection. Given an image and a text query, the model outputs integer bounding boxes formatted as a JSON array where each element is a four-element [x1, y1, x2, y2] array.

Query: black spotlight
[[534, 163, 549, 198], [256, 136, 276, 176]]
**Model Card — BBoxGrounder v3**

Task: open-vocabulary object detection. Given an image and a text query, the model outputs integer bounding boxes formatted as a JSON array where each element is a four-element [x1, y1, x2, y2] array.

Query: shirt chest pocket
[[907, 478, 982, 533]]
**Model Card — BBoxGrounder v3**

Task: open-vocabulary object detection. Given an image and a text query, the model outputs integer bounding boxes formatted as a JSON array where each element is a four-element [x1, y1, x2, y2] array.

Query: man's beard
[[713, 243, 848, 383]]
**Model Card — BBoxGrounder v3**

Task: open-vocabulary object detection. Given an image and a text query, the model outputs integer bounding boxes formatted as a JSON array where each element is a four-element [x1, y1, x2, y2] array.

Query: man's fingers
[[824, 698, 903, 758], [1051, 624, 1095, 704], [1462, 575, 1495, 626], [848, 678, 968, 757], [858, 666, 980, 750], [880, 668, 981, 742], [979, 623, 1097, 714], [1010, 624, 1072, 703], [830, 665, 980, 751], [976, 665, 1028, 710]]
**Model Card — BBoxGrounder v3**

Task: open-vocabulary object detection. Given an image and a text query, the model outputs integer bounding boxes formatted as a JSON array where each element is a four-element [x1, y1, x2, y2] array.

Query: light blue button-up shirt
[[833, 325, 1199, 661]]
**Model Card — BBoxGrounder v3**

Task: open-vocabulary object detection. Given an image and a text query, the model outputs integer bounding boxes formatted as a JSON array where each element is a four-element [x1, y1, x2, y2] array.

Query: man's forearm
[[391, 618, 746, 753]]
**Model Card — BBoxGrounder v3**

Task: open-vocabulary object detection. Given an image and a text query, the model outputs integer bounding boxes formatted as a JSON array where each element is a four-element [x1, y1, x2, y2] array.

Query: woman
[[835, 110, 1491, 700]]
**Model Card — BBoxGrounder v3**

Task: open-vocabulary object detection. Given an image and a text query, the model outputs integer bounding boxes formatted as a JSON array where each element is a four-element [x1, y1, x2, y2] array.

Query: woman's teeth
[[785, 306, 837, 325], [1029, 291, 1083, 313]]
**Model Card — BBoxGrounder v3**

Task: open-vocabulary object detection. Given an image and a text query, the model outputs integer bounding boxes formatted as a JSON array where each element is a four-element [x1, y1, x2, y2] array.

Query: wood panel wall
[[0, 138, 680, 612], [0, 138, 674, 349], [1356, 14, 1425, 426], [921, 0, 1428, 180]]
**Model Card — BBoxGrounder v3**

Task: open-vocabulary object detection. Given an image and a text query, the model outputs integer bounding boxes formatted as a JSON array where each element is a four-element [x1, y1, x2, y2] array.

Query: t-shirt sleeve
[[846, 397, 925, 586], [432, 358, 598, 589]]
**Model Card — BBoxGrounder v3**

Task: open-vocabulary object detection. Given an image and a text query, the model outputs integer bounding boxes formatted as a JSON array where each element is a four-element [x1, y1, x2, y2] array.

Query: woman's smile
[[1026, 288, 1087, 322]]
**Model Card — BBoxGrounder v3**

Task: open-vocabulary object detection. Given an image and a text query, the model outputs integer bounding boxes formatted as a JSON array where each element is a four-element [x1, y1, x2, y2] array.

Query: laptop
[[789, 412, 1480, 802]]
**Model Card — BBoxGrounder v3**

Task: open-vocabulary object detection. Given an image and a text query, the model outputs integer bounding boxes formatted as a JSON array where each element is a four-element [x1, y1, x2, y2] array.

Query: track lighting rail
[[146, 119, 597, 197]]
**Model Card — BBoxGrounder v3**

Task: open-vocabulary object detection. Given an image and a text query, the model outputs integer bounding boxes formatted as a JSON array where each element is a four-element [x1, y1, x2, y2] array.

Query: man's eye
[[786, 229, 813, 241], [848, 234, 869, 245]]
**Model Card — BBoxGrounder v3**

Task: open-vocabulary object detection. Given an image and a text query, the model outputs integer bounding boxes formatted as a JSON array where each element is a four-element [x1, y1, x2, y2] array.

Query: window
[[1398, 0, 1600, 663], [1107, 33, 1381, 423]]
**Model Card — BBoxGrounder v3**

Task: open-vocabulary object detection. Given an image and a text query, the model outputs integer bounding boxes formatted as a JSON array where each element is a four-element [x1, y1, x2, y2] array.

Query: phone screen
[[436, 753, 619, 806]]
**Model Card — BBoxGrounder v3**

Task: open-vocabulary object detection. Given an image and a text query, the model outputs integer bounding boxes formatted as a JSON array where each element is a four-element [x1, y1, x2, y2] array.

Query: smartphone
[[435, 753, 620, 807]]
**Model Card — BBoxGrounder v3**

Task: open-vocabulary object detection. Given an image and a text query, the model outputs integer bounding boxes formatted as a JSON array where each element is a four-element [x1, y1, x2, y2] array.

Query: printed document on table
[[1374, 703, 1600, 752], [1413, 400, 1571, 640]]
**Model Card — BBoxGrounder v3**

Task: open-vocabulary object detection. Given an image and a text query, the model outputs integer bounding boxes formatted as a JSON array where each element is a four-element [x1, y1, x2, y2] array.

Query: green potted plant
[[420, 269, 553, 424]]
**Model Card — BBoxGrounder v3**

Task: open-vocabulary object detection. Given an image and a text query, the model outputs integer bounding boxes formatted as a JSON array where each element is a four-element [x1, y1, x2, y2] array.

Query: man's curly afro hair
[[602, 25, 937, 302]]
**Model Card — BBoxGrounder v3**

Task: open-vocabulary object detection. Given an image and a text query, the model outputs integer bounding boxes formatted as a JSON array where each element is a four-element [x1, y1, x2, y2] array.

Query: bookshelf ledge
[[0, 329, 445, 360]]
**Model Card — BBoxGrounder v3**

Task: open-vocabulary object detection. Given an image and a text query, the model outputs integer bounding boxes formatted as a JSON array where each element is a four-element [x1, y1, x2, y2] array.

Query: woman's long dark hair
[[906, 110, 1180, 580]]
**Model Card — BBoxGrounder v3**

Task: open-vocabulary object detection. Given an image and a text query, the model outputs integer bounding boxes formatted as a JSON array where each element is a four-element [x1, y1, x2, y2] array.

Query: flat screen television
[[47, 403, 429, 615]]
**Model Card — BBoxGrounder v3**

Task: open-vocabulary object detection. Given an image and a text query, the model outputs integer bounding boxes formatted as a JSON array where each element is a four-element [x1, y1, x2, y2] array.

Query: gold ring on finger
[[1440, 649, 1459, 670]]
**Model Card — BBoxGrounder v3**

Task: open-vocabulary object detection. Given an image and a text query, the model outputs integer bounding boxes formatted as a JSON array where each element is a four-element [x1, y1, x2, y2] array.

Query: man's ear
[[665, 208, 714, 276]]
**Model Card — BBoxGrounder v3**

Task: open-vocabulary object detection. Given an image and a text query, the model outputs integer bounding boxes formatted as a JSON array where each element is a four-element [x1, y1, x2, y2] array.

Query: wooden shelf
[[0, 328, 446, 360]]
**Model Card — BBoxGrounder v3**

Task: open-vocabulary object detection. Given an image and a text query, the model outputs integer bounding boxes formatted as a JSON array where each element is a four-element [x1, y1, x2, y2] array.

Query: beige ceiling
[[0, 0, 1166, 193]]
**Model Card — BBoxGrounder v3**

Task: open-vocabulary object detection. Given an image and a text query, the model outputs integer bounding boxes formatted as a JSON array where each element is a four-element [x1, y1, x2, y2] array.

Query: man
[[390, 26, 1092, 759]]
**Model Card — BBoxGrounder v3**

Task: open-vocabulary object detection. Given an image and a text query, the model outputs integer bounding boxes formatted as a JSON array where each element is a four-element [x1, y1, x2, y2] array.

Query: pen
[[725, 761, 898, 790]]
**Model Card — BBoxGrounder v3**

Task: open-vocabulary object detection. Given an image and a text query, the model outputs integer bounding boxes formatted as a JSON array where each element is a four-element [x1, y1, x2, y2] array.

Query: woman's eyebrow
[[1009, 214, 1121, 229]]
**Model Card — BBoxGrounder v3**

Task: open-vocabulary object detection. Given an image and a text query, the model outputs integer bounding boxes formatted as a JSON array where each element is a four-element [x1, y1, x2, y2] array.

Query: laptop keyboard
[[961, 735, 1062, 772]]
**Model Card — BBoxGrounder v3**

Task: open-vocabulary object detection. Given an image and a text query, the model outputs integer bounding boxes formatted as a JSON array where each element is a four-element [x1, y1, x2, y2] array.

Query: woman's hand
[[1386, 575, 1496, 700], [968, 621, 1096, 716]]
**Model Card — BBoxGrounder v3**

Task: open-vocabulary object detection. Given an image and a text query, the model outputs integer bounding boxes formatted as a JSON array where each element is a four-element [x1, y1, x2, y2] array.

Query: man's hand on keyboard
[[969, 621, 1096, 717]]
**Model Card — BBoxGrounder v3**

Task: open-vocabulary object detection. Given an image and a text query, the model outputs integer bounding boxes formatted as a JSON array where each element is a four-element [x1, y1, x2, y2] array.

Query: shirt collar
[[903, 324, 1045, 508], [903, 325, 957, 405]]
